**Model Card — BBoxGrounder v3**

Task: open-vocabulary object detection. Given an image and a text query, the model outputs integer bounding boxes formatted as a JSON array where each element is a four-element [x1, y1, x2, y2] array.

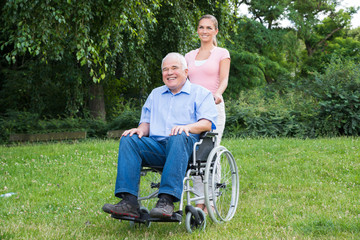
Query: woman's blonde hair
[[198, 14, 218, 46]]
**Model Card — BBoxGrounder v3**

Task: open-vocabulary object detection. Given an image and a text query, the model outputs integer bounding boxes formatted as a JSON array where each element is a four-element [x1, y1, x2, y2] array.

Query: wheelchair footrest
[[111, 211, 182, 223], [111, 211, 150, 223], [148, 211, 182, 222]]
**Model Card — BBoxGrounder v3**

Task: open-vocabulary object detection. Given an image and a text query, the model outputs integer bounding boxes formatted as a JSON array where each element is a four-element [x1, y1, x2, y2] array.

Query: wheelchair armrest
[[199, 131, 218, 139]]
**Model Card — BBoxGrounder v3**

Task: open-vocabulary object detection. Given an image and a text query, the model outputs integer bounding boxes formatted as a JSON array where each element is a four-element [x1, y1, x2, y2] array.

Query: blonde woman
[[185, 14, 230, 213]]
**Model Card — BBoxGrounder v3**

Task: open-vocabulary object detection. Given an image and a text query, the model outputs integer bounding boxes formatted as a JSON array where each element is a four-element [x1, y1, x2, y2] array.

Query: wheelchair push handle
[[199, 131, 218, 139]]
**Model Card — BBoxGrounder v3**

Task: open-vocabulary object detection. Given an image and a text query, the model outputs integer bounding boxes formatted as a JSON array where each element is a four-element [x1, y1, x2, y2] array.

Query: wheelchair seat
[[141, 131, 218, 173]]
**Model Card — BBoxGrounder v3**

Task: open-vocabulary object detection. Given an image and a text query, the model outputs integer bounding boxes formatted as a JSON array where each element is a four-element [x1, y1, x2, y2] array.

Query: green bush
[[0, 102, 141, 143], [106, 99, 142, 127], [224, 58, 360, 138], [0, 57, 88, 118], [107, 110, 141, 131], [224, 88, 317, 138], [37, 118, 85, 133], [310, 58, 360, 136], [0, 111, 40, 142]]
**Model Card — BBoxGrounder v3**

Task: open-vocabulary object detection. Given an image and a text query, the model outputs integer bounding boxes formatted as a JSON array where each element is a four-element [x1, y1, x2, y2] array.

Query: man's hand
[[170, 119, 212, 136], [170, 125, 191, 136], [122, 123, 150, 138]]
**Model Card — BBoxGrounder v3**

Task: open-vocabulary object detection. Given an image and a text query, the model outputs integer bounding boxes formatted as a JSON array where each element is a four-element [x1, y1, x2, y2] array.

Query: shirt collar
[[162, 79, 191, 95]]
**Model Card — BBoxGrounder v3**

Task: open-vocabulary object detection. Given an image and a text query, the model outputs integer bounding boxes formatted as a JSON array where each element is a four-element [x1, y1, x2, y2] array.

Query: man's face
[[162, 57, 188, 94]]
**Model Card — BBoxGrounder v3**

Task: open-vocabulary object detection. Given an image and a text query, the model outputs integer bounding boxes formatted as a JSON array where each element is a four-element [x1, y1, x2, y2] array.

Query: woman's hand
[[213, 93, 223, 104]]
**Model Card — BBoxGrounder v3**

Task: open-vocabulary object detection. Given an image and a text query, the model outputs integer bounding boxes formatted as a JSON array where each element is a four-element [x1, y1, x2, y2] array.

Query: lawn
[[1, 138, 359, 239]]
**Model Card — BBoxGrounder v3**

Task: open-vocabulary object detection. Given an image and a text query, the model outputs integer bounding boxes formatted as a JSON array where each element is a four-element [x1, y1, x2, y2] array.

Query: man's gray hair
[[161, 52, 188, 70]]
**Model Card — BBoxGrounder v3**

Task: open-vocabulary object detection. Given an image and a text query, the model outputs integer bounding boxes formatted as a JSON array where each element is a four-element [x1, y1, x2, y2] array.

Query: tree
[[1, 0, 161, 120], [287, 0, 357, 57], [1, 0, 238, 120], [247, 0, 290, 29], [348, 27, 360, 41], [226, 16, 291, 94], [237, 0, 358, 77]]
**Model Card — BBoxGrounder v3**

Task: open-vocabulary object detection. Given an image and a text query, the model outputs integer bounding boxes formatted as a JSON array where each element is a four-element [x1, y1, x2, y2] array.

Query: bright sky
[[341, 0, 360, 28], [238, 0, 360, 29]]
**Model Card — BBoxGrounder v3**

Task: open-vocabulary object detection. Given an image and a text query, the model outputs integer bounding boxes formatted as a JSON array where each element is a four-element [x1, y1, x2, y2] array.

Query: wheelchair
[[110, 132, 239, 233]]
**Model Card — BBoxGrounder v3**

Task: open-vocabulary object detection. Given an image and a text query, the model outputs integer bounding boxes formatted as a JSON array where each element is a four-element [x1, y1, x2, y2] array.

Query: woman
[[185, 14, 231, 213]]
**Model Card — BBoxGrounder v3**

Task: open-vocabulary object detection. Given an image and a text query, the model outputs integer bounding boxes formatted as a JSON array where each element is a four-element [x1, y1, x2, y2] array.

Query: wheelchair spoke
[[138, 168, 161, 210], [204, 146, 239, 223]]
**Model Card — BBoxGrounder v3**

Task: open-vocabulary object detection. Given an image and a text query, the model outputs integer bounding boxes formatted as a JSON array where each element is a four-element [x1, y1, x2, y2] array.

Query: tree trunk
[[265, 74, 274, 84], [305, 26, 343, 57], [305, 41, 315, 57], [89, 82, 106, 121]]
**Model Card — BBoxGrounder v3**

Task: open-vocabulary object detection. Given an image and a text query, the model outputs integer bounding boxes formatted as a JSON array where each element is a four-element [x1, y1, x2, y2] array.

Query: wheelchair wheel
[[204, 146, 239, 223], [138, 168, 161, 210], [185, 207, 206, 233]]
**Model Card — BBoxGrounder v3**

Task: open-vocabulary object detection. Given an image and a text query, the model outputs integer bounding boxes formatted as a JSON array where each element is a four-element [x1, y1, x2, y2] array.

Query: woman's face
[[197, 18, 218, 43]]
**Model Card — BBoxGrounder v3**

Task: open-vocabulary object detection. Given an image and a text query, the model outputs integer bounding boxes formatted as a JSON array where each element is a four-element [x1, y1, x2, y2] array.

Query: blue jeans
[[114, 132, 198, 202]]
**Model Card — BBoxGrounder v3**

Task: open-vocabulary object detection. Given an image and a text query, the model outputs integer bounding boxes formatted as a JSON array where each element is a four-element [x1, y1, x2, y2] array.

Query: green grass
[[1, 138, 359, 239]]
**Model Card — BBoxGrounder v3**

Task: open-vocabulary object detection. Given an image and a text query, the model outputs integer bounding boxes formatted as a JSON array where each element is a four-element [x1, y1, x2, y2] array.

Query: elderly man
[[102, 52, 217, 219]]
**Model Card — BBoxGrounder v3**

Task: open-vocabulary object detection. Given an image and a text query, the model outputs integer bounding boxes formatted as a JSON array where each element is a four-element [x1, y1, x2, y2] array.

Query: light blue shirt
[[140, 80, 218, 141]]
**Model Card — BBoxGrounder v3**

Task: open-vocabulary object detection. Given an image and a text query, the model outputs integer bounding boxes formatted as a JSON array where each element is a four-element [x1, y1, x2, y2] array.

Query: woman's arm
[[214, 58, 230, 104]]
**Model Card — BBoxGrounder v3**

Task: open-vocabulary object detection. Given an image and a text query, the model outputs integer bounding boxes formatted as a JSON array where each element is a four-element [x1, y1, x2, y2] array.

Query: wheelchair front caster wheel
[[185, 207, 206, 233]]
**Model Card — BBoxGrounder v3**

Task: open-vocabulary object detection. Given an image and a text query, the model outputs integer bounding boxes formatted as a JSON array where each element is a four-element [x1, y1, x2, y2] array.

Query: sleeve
[[139, 92, 153, 124], [196, 89, 218, 130], [220, 48, 230, 61]]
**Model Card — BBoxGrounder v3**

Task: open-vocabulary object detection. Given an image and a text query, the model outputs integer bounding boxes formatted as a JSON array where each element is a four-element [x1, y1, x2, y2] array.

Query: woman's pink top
[[185, 47, 230, 94]]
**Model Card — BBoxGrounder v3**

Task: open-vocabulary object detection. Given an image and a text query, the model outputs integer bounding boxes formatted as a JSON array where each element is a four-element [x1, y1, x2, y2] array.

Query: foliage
[[226, 50, 266, 98], [226, 16, 293, 97], [286, 1, 358, 76], [0, 111, 40, 143], [1, 0, 162, 82], [224, 87, 317, 138], [0, 54, 88, 117], [288, 0, 340, 53], [304, 36, 360, 75], [299, 15, 360, 75], [246, 0, 289, 29], [348, 27, 360, 41], [328, 36, 360, 63], [225, 58, 360, 138], [310, 58, 360, 136], [106, 100, 141, 129], [0, 0, 237, 120], [0, 103, 141, 143], [0, 0, 166, 120], [0, 111, 85, 143]]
